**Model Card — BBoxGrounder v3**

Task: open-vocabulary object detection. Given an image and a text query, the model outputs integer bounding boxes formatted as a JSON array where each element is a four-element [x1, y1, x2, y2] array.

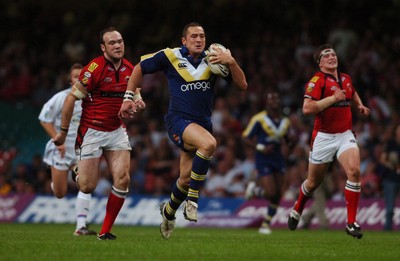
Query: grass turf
[[0, 223, 398, 261]]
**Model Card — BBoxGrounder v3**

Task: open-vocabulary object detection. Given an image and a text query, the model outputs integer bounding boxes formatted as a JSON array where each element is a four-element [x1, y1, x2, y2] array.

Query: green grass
[[0, 224, 398, 261]]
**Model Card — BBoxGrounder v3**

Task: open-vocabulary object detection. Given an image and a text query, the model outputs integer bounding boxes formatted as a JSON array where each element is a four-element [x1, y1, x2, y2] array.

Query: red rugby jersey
[[79, 56, 134, 131], [304, 71, 355, 135]]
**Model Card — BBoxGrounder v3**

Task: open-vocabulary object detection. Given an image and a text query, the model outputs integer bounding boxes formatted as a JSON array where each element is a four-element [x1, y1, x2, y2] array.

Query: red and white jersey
[[304, 71, 355, 135], [79, 56, 134, 131]]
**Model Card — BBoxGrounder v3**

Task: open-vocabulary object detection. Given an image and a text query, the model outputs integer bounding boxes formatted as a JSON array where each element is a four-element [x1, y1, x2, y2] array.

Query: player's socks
[[99, 186, 128, 235], [267, 201, 279, 220], [187, 151, 211, 203], [293, 180, 312, 214], [344, 180, 361, 224], [164, 179, 187, 220], [254, 186, 265, 198], [76, 191, 91, 229]]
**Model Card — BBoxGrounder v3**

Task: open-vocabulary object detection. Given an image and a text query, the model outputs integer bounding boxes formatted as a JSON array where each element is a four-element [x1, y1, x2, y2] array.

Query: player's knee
[[347, 166, 360, 181], [53, 191, 66, 199], [113, 173, 130, 190], [179, 175, 191, 188], [52, 186, 67, 198], [78, 180, 96, 193], [305, 180, 319, 192], [203, 138, 217, 155]]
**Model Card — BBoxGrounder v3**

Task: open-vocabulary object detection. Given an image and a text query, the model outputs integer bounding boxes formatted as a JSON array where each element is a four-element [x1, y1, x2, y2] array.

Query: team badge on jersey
[[88, 62, 98, 72], [310, 76, 319, 83], [306, 82, 315, 93]]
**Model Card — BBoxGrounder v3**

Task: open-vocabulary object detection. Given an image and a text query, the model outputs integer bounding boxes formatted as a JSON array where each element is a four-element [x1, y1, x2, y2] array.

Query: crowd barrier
[[1, 194, 398, 230]]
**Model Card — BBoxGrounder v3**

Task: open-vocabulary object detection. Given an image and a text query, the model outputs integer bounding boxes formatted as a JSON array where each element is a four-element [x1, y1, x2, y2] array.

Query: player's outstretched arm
[[53, 93, 77, 146], [119, 64, 144, 118]]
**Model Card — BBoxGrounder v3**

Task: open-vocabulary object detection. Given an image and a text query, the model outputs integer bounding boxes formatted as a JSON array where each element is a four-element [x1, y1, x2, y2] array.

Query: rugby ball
[[206, 43, 230, 77]]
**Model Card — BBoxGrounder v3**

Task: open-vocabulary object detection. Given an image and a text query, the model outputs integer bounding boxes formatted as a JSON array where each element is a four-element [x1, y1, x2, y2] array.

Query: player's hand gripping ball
[[206, 43, 230, 77]]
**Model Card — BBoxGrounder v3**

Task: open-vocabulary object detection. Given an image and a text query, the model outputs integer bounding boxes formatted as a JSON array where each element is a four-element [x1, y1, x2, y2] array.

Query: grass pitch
[[0, 223, 398, 261]]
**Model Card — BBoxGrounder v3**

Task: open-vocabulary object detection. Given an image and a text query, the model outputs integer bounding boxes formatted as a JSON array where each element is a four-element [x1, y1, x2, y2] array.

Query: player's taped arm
[[123, 89, 142, 102], [71, 81, 87, 100], [123, 64, 143, 102]]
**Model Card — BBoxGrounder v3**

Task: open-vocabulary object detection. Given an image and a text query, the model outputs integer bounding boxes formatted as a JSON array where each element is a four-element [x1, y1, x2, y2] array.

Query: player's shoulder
[[251, 110, 267, 121], [141, 48, 171, 62], [83, 56, 105, 73], [308, 71, 325, 84]]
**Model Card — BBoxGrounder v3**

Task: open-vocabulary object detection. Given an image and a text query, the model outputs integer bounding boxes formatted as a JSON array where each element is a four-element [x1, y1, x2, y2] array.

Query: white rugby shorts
[[43, 139, 77, 171], [76, 126, 131, 160], [309, 130, 358, 164]]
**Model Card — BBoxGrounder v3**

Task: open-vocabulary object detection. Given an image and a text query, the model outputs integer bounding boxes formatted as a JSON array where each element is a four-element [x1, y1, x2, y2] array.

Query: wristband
[[60, 127, 69, 132], [133, 93, 142, 101], [256, 144, 266, 152], [123, 90, 135, 101]]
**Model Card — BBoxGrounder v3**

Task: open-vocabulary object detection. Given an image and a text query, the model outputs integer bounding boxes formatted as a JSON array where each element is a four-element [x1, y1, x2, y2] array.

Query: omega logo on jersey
[[121, 67, 126, 72], [178, 63, 187, 68], [104, 77, 112, 83], [181, 81, 211, 92]]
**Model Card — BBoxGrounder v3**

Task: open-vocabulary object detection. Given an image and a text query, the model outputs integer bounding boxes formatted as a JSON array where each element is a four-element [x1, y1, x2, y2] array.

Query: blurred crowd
[[1, 0, 400, 201]]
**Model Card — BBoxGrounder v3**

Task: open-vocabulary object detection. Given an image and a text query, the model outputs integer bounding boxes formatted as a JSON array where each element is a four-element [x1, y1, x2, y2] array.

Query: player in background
[[39, 63, 96, 236], [53, 27, 144, 240], [242, 91, 294, 234], [287, 44, 370, 239], [119, 22, 247, 239]]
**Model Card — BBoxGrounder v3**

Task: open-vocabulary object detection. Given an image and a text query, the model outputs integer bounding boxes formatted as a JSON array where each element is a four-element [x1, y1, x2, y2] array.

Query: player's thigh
[[103, 150, 130, 188], [337, 147, 360, 180], [78, 157, 101, 187], [307, 162, 330, 190], [182, 123, 216, 152]]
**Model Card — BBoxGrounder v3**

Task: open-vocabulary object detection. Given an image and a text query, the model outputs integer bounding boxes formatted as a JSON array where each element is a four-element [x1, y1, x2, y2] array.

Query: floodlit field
[[0, 223, 398, 261]]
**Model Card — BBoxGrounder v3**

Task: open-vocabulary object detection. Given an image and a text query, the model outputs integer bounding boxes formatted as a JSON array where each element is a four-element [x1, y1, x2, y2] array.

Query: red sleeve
[[79, 57, 104, 92], [304, 73, 324, 100]]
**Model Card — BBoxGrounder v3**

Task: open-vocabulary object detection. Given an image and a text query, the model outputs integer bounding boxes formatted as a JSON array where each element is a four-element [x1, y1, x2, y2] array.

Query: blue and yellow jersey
[[140, 46, 228, 122], [243, 110, 290, 163]]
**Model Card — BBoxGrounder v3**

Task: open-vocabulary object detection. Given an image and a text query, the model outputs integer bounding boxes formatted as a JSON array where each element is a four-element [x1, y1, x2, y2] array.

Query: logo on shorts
[[173, 133, 180, 144], [350, 139, 356, 143]]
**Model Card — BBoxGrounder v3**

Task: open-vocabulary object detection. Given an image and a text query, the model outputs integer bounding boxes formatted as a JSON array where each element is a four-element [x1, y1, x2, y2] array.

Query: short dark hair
[[314, 43, 334, 64], [182, 22, 203, 38], [99, 26, 118, 44]]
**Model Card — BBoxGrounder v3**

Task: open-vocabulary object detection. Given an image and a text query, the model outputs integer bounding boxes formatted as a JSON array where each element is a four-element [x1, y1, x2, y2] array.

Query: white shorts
[[309, 130, 358, 164], [76, 126, 131, 160], [43, 139, 77, 171]]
